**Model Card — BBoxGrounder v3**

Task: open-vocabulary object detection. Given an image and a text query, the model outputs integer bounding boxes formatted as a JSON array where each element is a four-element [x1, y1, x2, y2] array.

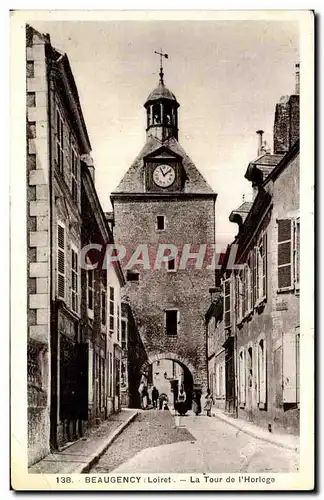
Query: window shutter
[[252, 247, 258, 306], [262, 233, 267, 299], [223, 277, 232, 328], [260, 339, 267, 405], [177, 310, 181, 324], [243, 264, 248, 316], [282, 331, 297, 403], [294, 219, 300, 289], [255, 343, 260, 404], [278, 219, 293, 290], [248, 257, 252, 312], [57, 224, 65, 299]]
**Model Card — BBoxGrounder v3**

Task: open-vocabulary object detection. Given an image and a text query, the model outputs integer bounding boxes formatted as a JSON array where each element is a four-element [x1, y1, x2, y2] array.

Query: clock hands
[[160, 166, 172, 177]]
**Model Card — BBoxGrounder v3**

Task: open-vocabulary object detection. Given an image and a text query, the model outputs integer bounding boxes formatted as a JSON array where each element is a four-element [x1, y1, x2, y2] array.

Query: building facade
[[26, 26, 125, 465], [206, 292, 226, 411], [111, 67, 216, 400], [221, 75, 300, 434]]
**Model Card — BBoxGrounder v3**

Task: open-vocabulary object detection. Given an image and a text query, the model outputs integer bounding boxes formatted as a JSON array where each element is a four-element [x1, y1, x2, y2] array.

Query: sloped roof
[[112, 136, 215, 196], [145, 81, 178, 104], [254, 153, 284, 166]]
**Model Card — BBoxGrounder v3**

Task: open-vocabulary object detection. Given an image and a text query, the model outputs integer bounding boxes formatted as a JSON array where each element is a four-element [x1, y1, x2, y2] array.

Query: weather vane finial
[[154, 49, 168, 84]]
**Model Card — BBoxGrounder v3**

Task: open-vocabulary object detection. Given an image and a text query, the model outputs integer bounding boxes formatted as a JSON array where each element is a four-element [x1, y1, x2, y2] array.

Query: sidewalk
[[212, 407, 299, 452], [28, 409, 138, 474]]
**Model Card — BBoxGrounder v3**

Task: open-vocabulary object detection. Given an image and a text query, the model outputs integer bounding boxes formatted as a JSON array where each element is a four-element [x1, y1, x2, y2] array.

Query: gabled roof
[[111, 136, 216, 196]]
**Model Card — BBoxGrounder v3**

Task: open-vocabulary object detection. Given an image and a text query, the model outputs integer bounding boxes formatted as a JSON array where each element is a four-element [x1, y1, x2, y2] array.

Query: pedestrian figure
[[175, 387, 187, 416], [142, 385, 148, 409], [151, 386, 159, 409], [138, 380, 145, 409], [192, 388, 202, 416], [204, 388, 214, 417]]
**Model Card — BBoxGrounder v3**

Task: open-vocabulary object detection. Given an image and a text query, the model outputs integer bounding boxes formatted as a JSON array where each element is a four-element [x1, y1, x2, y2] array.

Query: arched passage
[[139, 352, 195, 410]]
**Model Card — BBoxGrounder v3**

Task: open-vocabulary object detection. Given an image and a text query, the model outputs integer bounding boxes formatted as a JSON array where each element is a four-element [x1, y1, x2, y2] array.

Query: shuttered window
[[121, 318, 127, 350], [57, 224, 65, 300], [237, 271, 244, 323], [71, 248, 78, 313], [117, 304, 120, 341], [56, 108, 64, 172], [109, 286, 115, 334], [247, 255, 252, 312], [278, 219, 293, 290], [71, 146, 78, 203], [294, 219, 300, 290], [223, 277, 232, 329], [87, 270, 94, 312], [257, 233, 267, 301], [252, 247, 258, 306], [101, 288, 106, 326]]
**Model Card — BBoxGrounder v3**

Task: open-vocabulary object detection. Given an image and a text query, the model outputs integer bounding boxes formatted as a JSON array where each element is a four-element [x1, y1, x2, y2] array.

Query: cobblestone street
[[90, 409, 299, 474]]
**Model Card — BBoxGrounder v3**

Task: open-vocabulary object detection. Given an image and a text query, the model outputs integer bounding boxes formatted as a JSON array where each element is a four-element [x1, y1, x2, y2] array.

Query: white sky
[[31, 19, 299, 247]]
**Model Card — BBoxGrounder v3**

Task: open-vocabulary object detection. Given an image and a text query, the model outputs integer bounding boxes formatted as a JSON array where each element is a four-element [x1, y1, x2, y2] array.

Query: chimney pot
[[256, 130, 264, 156], [295, 62, 300, 95]]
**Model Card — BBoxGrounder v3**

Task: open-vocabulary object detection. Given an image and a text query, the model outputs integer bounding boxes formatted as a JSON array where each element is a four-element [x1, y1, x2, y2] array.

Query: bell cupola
[[144, 51, 179, 142]]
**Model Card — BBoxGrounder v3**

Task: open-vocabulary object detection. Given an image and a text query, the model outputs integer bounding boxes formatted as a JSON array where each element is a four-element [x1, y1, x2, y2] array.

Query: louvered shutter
[[57, 224, 65, 299], [278, 219, 293, 290], [283, 331, 297, 403], [223, 277, 232, 328], [262, 233, 267, 299], [294, 219, 300, 289], [243, 264, 248, 315], [260, 339, 267, 405], [255, 343, 259, 404], [252, 247, 258, 306], [248, 256, 253, 312]]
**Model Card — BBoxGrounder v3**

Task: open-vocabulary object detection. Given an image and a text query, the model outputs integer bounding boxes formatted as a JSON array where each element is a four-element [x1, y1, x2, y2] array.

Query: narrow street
[[90, 409, 299, 474]]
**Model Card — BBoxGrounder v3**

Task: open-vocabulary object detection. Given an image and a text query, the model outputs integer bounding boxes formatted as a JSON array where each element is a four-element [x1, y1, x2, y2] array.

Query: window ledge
[[243, 310, 253, 322], [239, 403, 246, 409], [258, 402, 266, 410], [277, 287, 294, 294]]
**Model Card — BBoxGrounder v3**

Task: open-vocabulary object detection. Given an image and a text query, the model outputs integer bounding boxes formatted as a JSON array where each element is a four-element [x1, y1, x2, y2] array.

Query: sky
[[31, 19, 299, 247]]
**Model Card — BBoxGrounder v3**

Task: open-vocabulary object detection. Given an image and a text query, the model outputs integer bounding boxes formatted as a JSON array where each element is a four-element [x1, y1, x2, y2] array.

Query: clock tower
[[111, 62, 217, 399]]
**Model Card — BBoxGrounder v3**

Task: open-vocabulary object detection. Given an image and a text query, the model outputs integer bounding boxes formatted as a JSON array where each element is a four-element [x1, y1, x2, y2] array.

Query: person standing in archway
[[151, 386, 159, 409], [192, 388, 202, 416]]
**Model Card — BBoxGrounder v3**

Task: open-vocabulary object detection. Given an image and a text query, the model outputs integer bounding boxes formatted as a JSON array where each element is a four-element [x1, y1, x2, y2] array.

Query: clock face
[[153, 164, 176, 188]]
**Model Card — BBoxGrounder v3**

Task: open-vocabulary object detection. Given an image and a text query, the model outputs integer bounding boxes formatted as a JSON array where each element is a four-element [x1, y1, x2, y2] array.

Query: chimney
[[81, 153, 95, 183], [295, 62, 300, 95], [273, 63, 300, 154], [256, 130, 264, 156]]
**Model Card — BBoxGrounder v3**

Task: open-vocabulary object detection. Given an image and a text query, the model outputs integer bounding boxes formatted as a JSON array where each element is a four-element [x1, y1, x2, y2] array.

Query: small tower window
[[167, 258, 175, 271], [126, 270, 139, 282], [165, 310, 179, 336], [157, 215, 165, 231]]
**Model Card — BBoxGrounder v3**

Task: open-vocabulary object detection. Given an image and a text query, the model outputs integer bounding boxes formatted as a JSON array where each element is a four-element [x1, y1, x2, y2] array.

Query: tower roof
[[111, 136, 215, 196], [145, 81, 178, 105]]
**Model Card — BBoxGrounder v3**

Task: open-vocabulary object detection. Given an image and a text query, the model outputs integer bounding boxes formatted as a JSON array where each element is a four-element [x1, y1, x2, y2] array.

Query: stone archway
[[140, 352, 197, 410]]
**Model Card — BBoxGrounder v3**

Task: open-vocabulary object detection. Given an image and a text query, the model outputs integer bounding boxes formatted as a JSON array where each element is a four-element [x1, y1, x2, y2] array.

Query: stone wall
[[26, 26, 51, 466]]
